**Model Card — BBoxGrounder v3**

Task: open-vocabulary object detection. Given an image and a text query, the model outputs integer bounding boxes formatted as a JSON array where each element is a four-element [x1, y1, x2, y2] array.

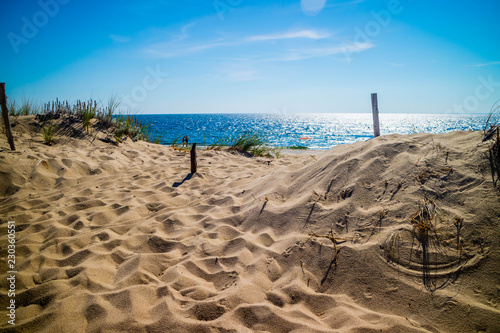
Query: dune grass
[[229, 132, 279, 157], [231, 133, 264, 151], [483, 101, 500, 189], [106, 95, 120, 122], [78, 100, 98, 133], [8, 100, 17, 116], [7, 96, 154, 145], [113, 113, 150, 143], [204, 132, 279, 157], [9, 97, 40, 116], [483, 99, 500, 133], [42, 123, 55, 145], [207, 137, 229, 150], [287, 145, 308, 150]]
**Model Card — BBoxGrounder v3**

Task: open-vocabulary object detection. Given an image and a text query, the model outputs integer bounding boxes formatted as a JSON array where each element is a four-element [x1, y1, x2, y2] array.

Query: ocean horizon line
[[128, 112, 491, 116]]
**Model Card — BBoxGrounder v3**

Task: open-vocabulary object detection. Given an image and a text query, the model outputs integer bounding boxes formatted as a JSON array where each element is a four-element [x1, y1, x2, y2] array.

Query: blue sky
[[1, 0, 499, 114]]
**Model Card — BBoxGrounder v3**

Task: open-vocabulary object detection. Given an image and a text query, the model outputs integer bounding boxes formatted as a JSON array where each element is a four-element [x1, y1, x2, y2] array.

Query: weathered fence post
[[0, 83, 16, 151], [190, 143, 197, 173], [371, 93, 380, 138]]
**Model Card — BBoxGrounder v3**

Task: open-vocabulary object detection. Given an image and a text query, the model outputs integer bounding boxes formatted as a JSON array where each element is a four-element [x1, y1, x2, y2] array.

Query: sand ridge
[[1, 117, 499, 332]]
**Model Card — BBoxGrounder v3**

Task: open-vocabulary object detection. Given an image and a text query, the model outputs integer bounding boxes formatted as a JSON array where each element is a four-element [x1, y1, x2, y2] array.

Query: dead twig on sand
[[309, 228, 348, 284], [454, 217, 463, 251], [366, 209, 388, 243]]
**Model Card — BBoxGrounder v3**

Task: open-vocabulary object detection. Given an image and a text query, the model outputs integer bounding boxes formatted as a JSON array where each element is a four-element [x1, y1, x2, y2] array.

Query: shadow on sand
[[172, 173, 193, 187]]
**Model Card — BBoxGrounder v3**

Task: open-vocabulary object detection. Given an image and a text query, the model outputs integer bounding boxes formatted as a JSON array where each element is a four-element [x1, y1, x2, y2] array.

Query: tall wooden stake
[[190, 143, 197, 173], [371, 93, 380, 138], [0, 83, 15, 151]]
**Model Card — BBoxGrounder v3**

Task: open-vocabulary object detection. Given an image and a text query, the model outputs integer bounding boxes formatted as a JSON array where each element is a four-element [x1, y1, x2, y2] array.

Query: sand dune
[[1, 117, 499, 332]]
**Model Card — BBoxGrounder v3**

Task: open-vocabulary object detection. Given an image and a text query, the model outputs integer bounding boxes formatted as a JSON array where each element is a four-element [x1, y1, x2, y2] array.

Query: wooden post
[[0, 83, 15, 151], [371, 93, 380, 138], [190, 143, 197, 173]]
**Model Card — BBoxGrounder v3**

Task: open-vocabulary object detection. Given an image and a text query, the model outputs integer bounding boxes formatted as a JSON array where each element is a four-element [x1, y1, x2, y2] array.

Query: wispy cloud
[[468, 61, 500, 67], [188, 40, 233, 52], [274, 42, 373, 61], [246, 30, 330, 42], [144, 26, 359, 62], [213, 62, 260, 81], [145, 29, 331, 58], [109, 34, 130, 43], [146, 39, 235, 58]]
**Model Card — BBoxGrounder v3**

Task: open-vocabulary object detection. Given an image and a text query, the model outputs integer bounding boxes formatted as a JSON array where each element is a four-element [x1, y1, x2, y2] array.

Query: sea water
[[135, 113, 491, 150]]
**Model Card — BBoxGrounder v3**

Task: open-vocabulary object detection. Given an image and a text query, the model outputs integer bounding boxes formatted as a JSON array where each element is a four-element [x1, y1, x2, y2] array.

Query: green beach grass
[[286, 145, 308, 150], [8, 96, 154, 145], [229, 132, 279, 157]]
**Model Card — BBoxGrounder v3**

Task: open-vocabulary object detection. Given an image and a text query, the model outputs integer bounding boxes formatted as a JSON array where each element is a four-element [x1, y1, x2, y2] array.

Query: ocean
[[135, 113, 491, 150]]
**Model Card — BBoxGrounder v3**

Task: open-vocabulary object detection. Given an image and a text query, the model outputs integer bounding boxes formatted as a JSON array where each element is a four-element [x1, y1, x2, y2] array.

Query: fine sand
[[1, 116, 499, 332]]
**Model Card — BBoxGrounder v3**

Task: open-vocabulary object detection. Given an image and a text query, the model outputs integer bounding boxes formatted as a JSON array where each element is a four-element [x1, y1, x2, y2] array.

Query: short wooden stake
[[371, 93, 380, 138], [0, 83, 16, 151], [190, 143, 197, 173]]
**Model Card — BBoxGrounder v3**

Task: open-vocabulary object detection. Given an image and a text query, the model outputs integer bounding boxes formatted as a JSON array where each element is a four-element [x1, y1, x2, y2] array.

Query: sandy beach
[[1, 116, 499, 332]]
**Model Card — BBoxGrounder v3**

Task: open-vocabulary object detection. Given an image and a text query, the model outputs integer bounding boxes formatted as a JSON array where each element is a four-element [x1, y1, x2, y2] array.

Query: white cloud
[[145, 29, 331, 58], [188, 40, 233, 52], [143, 26, 364, 62], [145, 39, 232, 58], [468, 61, 500, 67], [146, 40, 373, 61], [274, 42, 374, 61], [246, 30, 330, 42]]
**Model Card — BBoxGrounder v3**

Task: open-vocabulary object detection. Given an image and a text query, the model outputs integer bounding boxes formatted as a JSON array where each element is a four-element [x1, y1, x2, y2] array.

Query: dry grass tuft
[[415, 167, 453, 184], [483, 101, 500, 189], [411, 198, 438, 242], [381, 200, 472, 292], [410, 198, 443, 291]]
